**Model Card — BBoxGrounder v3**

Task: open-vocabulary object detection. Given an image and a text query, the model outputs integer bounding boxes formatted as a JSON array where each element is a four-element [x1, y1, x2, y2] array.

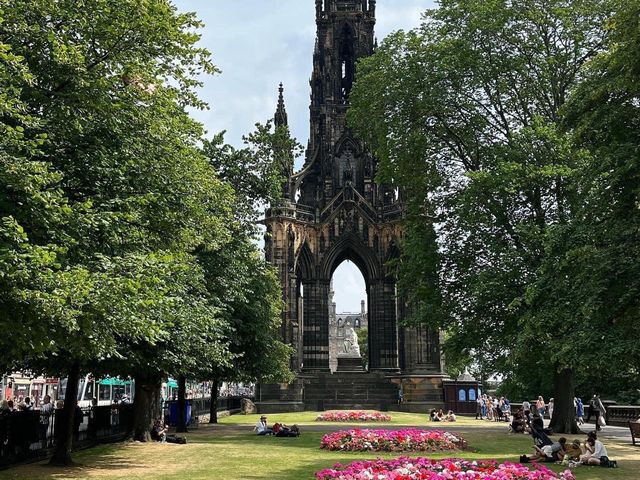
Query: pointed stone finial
[[457, 367, 477, 382], [274, 82, 288, 127]]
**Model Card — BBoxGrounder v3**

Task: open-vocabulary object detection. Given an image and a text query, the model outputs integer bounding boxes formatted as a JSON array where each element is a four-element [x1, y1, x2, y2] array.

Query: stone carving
[[342, 325, 360, 356]]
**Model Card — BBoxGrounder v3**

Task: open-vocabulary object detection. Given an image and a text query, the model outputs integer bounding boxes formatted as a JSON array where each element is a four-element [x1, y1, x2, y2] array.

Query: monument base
[[256, 372, 447, 413], [389, 373, 448, 412], [336, 355, 365, 372]]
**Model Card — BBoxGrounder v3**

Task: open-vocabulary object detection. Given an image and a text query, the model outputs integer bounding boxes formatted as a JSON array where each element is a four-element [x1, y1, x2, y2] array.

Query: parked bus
[[59, 375, 134, 407]]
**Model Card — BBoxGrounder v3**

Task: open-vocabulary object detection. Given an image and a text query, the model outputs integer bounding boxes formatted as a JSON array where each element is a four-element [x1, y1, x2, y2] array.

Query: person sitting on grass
[[430, 409, 440, 422], [563, 439, 583, 462], [444, 410, 456, 422], [150, 419, 168, 443], [580, 432, 616, 467], [510, 410, 526, 434], [527, 437, 567, 463], [254, 415, 274, 435]]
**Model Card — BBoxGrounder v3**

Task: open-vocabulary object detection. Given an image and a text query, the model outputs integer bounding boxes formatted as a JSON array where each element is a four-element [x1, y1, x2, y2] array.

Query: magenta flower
[[315, 457, 577, 480], [316, 411, 393, 422], [319, 429, 468, 452]]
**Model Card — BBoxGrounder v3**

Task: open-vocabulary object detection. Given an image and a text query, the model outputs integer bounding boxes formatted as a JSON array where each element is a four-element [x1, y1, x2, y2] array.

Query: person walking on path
[[587, 394, 606, 431], [575, 397, 585, 425], [536, 396, 546, 419]]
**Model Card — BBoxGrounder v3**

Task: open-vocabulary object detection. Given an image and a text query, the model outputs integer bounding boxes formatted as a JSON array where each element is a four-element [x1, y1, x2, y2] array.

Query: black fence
[[162, 396, 248, 427], [0, 404, 134, 469]]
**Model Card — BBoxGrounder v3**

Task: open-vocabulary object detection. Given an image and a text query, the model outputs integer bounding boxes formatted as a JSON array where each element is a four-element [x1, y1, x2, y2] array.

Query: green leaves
[[348, 0, 635, 397], [204, 122, 303, 234], [1, 0, 293, 391], [0, 0, 233, 379]]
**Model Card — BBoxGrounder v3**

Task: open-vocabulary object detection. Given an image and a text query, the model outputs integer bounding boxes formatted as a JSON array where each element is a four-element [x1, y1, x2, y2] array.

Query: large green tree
[[199, 239, 294, 423], [525, 0, 640, 423], [1, 0, 235, 463], [349, 0, 613, 432], [201, 127, 299, 423]]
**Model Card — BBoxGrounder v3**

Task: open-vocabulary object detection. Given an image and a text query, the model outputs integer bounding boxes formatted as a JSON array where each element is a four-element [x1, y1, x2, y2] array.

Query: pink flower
[[319, 429, 468, 452], [316, 458, 572, 480], [316, 411, 393, 422]]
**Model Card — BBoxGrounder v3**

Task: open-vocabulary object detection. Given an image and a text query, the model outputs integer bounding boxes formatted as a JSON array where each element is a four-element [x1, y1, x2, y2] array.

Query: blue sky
[[174, 0, 436, 311]]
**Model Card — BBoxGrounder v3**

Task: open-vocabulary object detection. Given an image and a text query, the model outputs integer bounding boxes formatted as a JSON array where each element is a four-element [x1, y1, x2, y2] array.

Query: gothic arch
[[334, 134, 361, 157], [296, 241, 315, 280], [321, 232, 380, 281]]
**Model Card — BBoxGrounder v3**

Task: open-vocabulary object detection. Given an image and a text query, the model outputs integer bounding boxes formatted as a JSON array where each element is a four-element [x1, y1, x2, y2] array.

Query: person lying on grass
[[525, 437, 567, 463], [272, 422, 300, 437]]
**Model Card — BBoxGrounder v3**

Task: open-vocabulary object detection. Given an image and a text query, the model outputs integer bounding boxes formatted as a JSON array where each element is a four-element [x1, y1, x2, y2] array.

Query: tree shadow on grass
[[0, 458, 151, 480]]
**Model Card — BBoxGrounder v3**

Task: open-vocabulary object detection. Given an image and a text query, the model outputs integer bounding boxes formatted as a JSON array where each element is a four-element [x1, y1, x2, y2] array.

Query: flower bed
[[316, 457, 576, 480], [320, 429, 467, 452], [316, 411, 392, 422]]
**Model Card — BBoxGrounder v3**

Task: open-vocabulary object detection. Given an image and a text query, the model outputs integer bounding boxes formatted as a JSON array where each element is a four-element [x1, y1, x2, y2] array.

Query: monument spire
[[274, 82, 288, 127]]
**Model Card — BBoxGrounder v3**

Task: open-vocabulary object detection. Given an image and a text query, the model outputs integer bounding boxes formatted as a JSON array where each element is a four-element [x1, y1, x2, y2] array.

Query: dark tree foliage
[[347, 0, 637, 433]]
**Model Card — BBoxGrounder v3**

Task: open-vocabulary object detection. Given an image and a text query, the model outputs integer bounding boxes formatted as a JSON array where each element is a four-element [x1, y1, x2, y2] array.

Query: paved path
[[568, 421, 634, 443]]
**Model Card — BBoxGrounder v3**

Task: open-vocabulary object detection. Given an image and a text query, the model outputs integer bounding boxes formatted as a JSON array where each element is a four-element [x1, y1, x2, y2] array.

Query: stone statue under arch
[[342, 325, 360, 356]]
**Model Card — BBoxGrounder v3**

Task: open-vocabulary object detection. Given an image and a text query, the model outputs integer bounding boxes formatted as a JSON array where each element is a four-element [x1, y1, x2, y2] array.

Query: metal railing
[[0, 404, 134, 468]]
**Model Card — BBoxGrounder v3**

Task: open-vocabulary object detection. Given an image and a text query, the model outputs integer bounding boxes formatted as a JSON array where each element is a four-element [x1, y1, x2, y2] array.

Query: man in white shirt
[[255, 415, 274, 435]]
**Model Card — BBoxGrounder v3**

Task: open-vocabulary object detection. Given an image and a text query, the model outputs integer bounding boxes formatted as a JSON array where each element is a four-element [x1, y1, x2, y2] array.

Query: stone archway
[[320, 234, 398, 372]]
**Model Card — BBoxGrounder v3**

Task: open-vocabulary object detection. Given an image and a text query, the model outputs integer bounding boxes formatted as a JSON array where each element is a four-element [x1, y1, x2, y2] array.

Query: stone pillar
[[289, 274, 300, 372], [302, 279, 330, 371], [401, 326, 441, 373], [368, 279, 399, 371], [397, 294, 442, 374]]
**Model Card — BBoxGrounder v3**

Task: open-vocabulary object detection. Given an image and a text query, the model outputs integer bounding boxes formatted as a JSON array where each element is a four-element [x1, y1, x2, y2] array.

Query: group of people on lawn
[[476, 395, 512, 422], [523, 430, 615, 468], [254, 415, 300, 437], [430, 408, 456, 422], [510, 393, 607, 435]]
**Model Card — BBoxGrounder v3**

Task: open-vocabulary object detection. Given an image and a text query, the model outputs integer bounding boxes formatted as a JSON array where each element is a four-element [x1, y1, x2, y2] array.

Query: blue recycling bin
[[168, 400, 192, 426]]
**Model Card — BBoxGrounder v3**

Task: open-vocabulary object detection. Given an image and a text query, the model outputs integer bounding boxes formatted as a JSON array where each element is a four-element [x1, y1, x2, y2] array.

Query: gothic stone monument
[[258, 0, 446, 413]]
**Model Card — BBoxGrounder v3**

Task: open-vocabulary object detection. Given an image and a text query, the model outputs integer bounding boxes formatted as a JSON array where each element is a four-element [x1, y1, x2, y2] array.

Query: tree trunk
[[176, 375, 187, 433], [549, 367, 580, 434], [132, 374, 162, 442], [209, 378, 219, 424], [49, 362, 80, 466]]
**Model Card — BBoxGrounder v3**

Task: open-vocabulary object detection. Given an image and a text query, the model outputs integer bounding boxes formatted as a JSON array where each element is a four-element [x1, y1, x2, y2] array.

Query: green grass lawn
[[0, 412, 637, 479]]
